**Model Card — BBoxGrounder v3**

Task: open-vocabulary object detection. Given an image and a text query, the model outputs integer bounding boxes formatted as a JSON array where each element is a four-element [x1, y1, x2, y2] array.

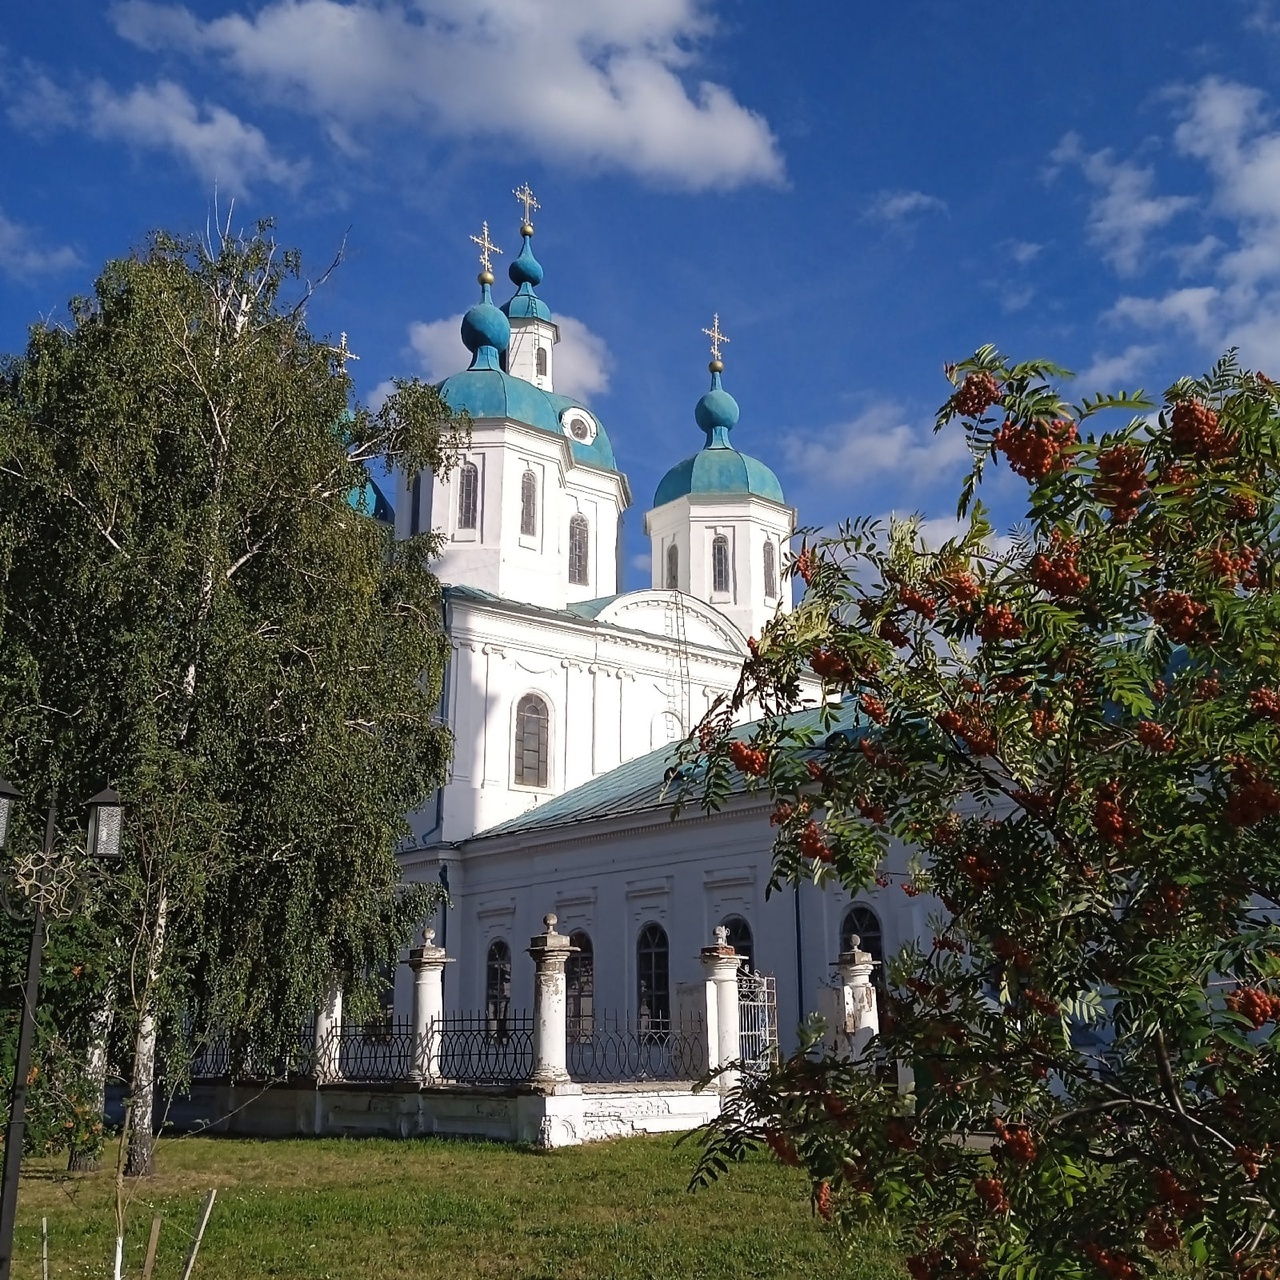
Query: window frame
[[841, 903, 886, 995], [636, 922, 671, 1033], [513, 692, 551, 789], [711, 533, 732, 596], [409, 472, 423, 537], [568, 513, 590, 586], [719, 914, 755, 973], [485, 938, 512, 1041], [520, 469, 539, 539], [763, 539, 777, 599], [457, 460, 479, 533], [567, 930, 594, 1042], [665, 542, 679, 590], [536, 346, 548, 378]]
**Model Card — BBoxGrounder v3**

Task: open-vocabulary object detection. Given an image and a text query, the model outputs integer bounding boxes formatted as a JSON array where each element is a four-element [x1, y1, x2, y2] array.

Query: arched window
[[514, 693, 549, 788], [520, 470, 538, 537], [720, 915, 755, 973], [567, 930, 594, 1041], [763, 540, 777, 599], [485, 939, 511, 1040], [637, 923, 670, 1031], [841, 904, 885, 993], [712, 534, 731, 593], [457, 461, 478, 530], [665, 543, 679, 590], [568, 514, 589, 585], [409, 472, 422, 537], [536, 346, 548, 378]]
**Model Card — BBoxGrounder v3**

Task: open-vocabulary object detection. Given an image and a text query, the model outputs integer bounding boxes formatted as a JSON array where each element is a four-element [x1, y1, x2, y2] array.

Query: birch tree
[[0, 219, 457, 1174]]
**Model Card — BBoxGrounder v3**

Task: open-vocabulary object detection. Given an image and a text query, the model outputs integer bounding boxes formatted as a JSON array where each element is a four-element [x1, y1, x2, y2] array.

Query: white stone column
[[406, 928, 452, 1082], [313, 983, 343, 1084], [528, 914, 575, 1090], [700, 926, 742, 1091], [834, 937, 880, 1060]]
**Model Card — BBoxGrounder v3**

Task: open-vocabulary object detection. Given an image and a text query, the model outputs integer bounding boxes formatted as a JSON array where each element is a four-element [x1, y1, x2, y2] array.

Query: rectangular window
[[520, 470, 538, 537], [458, 462, 478, 530]]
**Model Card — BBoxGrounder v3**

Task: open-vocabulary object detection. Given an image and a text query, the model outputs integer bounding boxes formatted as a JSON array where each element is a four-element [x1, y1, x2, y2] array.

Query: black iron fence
[[435, 1011, 535, 1084], [567, 1011, 705, 1083], [185, 1027, 316, 1082]]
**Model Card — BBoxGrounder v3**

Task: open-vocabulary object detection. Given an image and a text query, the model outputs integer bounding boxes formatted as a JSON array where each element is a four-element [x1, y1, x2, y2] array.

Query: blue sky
[[4, 1, 1280, 589]]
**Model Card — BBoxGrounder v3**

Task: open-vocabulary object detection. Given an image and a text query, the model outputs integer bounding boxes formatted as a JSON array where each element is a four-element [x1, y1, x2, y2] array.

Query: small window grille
[[763, 540, 777, 598], [514, 693, 549, 787], [665, 543, 679, 590], [712, 534, 731, 593], [637, 922, 670, 1030], [458, 462, 478, 530], [568, 514, 589, 585], [520, 471, 538, 537]]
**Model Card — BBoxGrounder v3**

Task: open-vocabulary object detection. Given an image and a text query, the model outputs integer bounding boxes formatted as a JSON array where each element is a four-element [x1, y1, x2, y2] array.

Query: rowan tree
[[690, 349, 1280, 1278], [0, 220, 459, 1172]]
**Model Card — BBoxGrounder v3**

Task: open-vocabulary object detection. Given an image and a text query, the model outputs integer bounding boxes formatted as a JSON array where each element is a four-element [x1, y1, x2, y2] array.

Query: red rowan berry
[[1170, 398, 1234, 459], [729, 740, 768, 776], [1093, 443, 1147, 523], [994, 418, 1079, 481], [860, 693, 889, 725], [952, 370, 1003, 418]]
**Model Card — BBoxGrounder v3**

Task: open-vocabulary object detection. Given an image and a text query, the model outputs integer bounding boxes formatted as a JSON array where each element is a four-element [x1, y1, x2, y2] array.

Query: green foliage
[[689, 351, 1280, 1278], [0, 221, 456, 1082]]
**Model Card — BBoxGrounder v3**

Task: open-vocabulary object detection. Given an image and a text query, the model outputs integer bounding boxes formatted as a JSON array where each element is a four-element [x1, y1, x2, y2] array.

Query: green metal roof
[[469, 699, 864, 843]]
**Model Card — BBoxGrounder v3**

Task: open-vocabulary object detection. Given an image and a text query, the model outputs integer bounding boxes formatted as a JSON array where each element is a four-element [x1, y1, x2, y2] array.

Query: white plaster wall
[[645, 492, 797, 641], [401, 420, 625, 612], [506, 317, 558, 391], [413, 799, 935, 1056], [410, 591, 792, 846]]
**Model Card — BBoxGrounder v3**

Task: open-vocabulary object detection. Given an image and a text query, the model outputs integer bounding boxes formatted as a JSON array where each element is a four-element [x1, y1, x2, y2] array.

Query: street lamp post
[[0, 778, 123, 1280]]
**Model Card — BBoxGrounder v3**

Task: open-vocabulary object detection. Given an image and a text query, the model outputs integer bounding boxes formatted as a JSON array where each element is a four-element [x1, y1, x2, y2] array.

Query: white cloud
[[630, 552, 652, 573], [780, 401, 971, 495], [1050, 131, 1193, 275], [1071, 344, 1157, 389], [1008, 240, 1042, 265], [1000, 285, 1034, 313], [10, 72, 304, 196], [0, 209, 80, 280], [407, 311, 612, 401], [863, 189, 947, 224], [1075, 78, 1280, 371], [553, 315, 612, 400], [87, 80, 307, 194], [108, 0, 783, 190]]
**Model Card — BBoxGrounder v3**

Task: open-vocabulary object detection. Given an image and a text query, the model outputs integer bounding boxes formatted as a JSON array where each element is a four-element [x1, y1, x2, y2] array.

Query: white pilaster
[[528, 913, 575, 1089], [314, 984, 344, 1084], [700, 925, 742, 1091], [406, 928, 452, 1082]]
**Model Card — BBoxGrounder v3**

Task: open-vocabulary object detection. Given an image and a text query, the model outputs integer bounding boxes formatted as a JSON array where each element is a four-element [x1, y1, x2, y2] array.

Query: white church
[[390, 198, 935, 1052]]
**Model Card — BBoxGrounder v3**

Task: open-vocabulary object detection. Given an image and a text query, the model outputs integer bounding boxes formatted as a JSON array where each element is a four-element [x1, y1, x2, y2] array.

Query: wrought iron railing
[[567, 1011, 705, 1083], [186, 1026, 316, 1082], [434, 1010, 534, 1084]]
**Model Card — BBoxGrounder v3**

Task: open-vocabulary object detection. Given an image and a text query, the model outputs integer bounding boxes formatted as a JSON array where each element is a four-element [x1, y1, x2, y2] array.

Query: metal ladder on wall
[[664, 589, 692, 735]]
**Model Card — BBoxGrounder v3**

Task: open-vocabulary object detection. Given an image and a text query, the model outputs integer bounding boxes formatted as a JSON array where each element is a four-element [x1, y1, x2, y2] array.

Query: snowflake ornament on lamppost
[[0, 779, 123, 1280]]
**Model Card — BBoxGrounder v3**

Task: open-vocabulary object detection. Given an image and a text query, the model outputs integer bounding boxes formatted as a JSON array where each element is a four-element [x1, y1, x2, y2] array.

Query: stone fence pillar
[[700, 925, 742, 1090], [313, 983, 343, 1084], [824, 937, 879, 1060], [406, 928, 452, 1082], [528, 914, 575, 1089]]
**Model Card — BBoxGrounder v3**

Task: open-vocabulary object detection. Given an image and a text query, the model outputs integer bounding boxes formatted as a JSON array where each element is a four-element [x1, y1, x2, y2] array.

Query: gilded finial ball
[[709, 359, 724, 374], [478, 269, 494, 286], [520, 222, 534, 237]]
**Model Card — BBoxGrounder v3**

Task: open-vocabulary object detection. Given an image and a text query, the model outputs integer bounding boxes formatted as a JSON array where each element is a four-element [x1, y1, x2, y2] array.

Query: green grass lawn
[[12, 1133, 904, 1279]]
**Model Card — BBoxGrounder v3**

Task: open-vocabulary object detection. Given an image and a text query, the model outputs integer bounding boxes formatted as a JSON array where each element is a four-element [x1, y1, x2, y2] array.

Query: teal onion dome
[[502, 227, 552, 323], [694, 371, 740, 446], [509, 230, 544, 288], [653, 364, 784, 507], [461, 281, 510, 372]]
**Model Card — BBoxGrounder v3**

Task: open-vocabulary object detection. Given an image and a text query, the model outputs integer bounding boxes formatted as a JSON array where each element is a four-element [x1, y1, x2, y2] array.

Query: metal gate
[[738, 971, 778, 1076]]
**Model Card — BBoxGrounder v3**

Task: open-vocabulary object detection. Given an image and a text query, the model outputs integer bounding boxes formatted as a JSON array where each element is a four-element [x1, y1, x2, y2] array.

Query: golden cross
[[702, 313, 730, 364], [328, 331, 360, 371], [469, 221, 503, 275], [513, 182, 540, 227]]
